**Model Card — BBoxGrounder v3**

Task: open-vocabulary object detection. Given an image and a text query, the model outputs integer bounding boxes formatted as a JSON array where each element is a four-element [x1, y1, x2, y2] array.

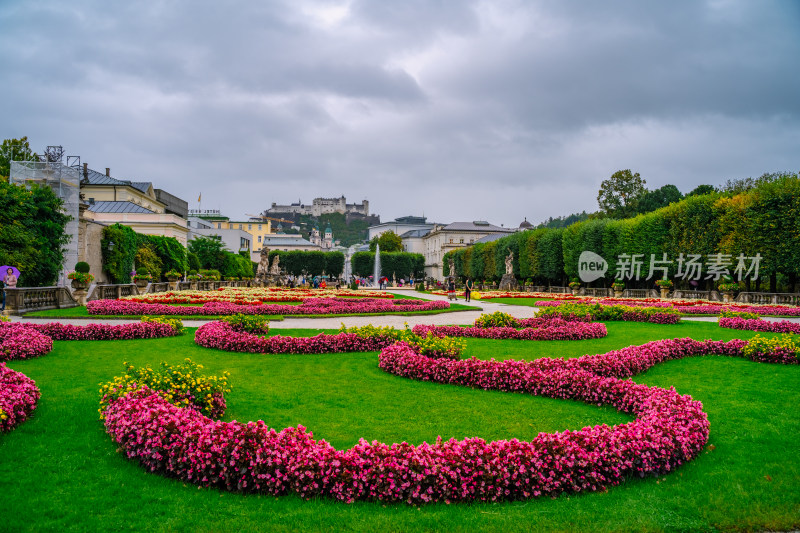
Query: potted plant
[[164, 269, 182, 281], [717, 281, 739, 303], [132, 267, 152, 289], [68, 262, 94, 290], [186, 269, 201, 289], [655, 279, 673, 298], [569, 280, 581, 295], [612, 281, 625, 298]]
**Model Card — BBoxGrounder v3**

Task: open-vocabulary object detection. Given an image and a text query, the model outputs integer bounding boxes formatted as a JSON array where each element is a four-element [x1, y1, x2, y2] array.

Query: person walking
[[2, 267, 18, 311], [465, 277, 474, 302]]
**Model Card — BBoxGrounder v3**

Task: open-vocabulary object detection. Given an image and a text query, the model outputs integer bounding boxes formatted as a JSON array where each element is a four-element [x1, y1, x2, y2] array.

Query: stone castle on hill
[[267, 196, 369, 218]]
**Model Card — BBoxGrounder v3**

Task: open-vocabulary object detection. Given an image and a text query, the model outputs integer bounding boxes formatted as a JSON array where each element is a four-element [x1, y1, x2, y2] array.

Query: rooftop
[[86, 201, 155, 214]]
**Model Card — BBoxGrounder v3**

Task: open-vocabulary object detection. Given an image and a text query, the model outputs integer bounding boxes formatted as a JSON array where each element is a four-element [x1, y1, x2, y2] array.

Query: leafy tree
[[324, 251, 345, 277], [369, 230, 403, 252], [135, 246, 163, 279], [0, 137, 38, 179], [188, 236, 228, 271], [686, 184, 716, 197], [634, 184, 683, 215], [102, 224, 139, 283], [0, 180, 70, 286], [536, 211, 591, 229], [597, 169, 646, 218]]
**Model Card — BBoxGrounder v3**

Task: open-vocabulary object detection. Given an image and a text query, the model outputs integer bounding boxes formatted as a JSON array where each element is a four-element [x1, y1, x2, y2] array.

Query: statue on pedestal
[[499, 251, 518, 291], [255, 247, 270, 285]]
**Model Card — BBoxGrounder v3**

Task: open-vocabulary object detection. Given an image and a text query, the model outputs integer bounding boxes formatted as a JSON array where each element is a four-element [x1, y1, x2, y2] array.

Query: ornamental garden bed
[[1, 321, 798, 531]]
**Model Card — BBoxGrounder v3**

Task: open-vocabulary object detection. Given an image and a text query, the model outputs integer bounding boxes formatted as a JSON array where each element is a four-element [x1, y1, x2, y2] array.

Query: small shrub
[[719, 310, 759, 320], [140, 315, 185, 335], [75, 261, 91, 274], [474, 311, 520, 328], [221, 313, 269, 334], [741, 334, 800, 364], [98, 358, 231, 420]]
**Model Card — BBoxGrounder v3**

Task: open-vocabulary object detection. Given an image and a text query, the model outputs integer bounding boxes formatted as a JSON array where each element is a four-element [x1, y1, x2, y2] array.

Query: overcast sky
[[2, 0, 798, 228]]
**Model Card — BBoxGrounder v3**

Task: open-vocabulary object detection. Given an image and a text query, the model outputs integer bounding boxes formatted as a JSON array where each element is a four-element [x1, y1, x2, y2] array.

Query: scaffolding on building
[[10, 158, 81, 286]]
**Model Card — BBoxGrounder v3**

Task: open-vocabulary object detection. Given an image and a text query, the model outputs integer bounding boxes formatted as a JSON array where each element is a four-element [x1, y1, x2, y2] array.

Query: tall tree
[[0, 180, 70, 286], [597, 169, 646, 218], [369, 230, 403, 252], [0, 137, 38, 179], [635, 184, 683, 215]]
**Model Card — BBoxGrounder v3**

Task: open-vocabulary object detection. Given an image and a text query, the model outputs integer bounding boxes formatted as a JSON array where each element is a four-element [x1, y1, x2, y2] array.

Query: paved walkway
[[10, 291, 538, 329], [10, 290, 800, 328]]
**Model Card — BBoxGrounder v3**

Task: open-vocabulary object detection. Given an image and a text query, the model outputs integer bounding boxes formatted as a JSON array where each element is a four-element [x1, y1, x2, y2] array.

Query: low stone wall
[[3, 287, 79, 315]]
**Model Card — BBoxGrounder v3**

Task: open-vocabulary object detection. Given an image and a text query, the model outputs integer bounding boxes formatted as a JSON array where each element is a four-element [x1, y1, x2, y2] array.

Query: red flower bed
[[88, 298, 449, 316], [0, 323, 53, 361], [0, 363, 40, 432], [195, 321, 399, 354], [411, 319, 607, 341], [719, 317, 800, 334], [28, 321, 181, 341], [101, 335, 794, 505]]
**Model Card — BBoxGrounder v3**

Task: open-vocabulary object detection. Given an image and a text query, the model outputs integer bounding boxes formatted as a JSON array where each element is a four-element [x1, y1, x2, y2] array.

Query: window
[[449, 238, 453, 243], [258, 224, 262, 230], [88, 198, 95, 204], [258, 236, 262, 242], [239, 224, 243, 230], [217, 223, 222, 229], [248, 224, 252, 230], [459, 238, 464, 244]]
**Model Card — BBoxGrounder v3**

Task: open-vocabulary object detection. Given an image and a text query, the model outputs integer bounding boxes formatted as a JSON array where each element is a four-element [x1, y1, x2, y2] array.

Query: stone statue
[[499, 250, 518, 291], [255, 247, 270, 284], [270, 254, 281, 275], [448, 257, 455, 277]]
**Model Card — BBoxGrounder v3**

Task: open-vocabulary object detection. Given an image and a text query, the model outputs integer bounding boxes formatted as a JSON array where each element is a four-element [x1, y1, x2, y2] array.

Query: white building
[[422, 221, 514, 280], [188, 216, 252, 255], [368, 215, 434, 241]]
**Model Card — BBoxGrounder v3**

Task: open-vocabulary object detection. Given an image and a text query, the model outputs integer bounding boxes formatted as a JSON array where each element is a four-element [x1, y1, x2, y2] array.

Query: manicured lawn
[[1, 321, 798, 532]]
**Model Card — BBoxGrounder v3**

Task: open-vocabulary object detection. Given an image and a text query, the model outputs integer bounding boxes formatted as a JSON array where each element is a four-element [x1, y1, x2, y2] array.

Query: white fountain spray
[[374, 244, 381, 288]]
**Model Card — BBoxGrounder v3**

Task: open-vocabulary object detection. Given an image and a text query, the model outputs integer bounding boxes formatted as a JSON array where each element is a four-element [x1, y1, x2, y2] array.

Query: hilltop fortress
[[266, 196, 370, 218]]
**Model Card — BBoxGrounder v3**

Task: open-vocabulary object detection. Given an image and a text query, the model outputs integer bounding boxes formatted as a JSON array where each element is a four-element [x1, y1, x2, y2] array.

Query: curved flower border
[[102, 336, 794, 505], [195, 321, 399, 354], [0, 363, 41, 432], [719, 316, 800, 334], [411, 319, 607, 341], [0, 320, 182, 432], [88, 298, 449, 317]]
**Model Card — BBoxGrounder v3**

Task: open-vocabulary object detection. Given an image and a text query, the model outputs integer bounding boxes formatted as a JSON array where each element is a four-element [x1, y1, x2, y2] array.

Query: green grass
[[1, 322, 798, 532]]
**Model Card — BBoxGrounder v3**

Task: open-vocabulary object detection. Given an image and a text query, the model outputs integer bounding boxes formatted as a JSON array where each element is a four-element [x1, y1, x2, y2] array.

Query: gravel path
[[10, 291, 800, 328]]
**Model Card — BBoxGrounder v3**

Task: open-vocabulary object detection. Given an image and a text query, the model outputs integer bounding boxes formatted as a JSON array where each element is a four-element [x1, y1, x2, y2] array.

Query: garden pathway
[[10, 290, 799, 328]]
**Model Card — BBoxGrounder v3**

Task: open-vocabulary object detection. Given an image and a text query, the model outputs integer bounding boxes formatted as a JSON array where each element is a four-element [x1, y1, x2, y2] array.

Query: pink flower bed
[[0, 323, 53, 361], [537, 299, 800, 317], [102, 336, 794, 504], [28, 321, 181, 341], [719, 317, 800, 334], [411, 319, 607, 341], [88, 297, 449, 317], [195, 321, 399, 354], [0, 363, 40, 432]]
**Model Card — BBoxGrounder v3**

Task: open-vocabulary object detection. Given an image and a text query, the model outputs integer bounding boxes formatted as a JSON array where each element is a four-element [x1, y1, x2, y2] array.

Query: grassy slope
[[1, 322, 798, 532]]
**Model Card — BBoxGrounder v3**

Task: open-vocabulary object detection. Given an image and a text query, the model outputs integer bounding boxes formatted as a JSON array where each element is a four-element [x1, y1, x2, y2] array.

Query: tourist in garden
[[2, 266, 18, 311], [465, 277, 474, 302]]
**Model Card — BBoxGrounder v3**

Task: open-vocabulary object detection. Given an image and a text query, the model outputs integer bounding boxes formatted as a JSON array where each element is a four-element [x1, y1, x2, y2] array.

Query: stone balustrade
[[2, 287, 79, 315]]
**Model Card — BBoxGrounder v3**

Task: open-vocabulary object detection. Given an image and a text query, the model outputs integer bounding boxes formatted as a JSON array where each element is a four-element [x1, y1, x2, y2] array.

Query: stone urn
[[613, 290, 624, 298], [722, 291, 734, 303], [71, 279, 89, 291], [660, 288, 670, 299], [134, 279, 149, 290], [167, 277, 179, 290]]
